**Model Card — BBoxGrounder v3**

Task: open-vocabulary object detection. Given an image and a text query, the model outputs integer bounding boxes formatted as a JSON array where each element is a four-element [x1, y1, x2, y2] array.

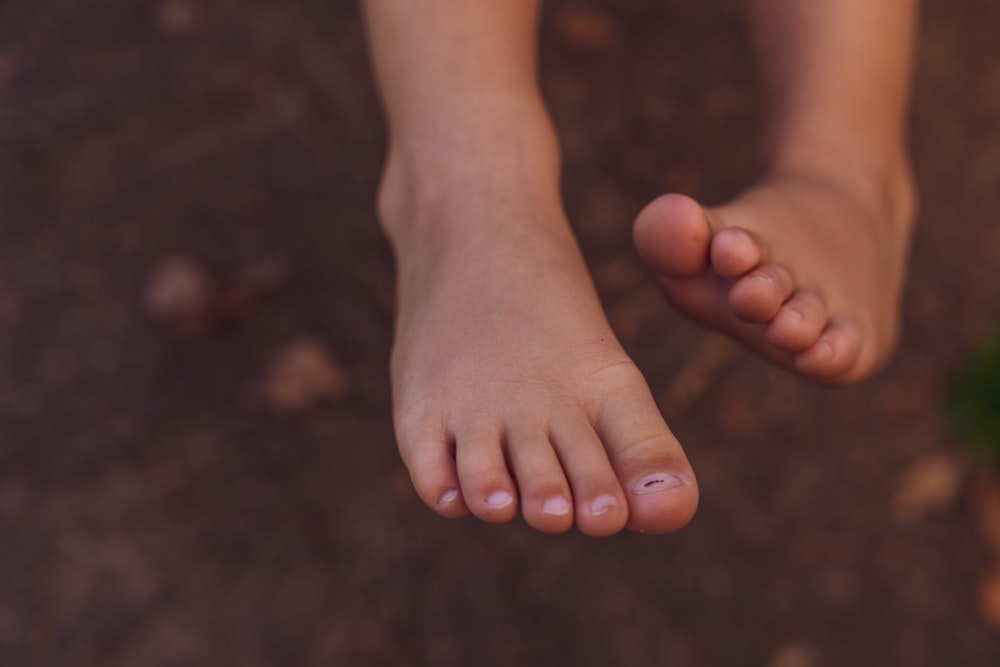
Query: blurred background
[[2, 0, 1000, 665]]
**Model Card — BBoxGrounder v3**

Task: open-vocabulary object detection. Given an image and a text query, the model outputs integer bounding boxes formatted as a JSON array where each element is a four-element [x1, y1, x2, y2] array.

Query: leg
[[362, 0, 698, 535], [634, 0, 918, 383]]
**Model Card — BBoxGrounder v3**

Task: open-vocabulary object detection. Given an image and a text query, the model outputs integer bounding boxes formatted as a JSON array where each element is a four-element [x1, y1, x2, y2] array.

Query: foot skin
[[386, 192, 698, 536], [633, 168, 916, 384]]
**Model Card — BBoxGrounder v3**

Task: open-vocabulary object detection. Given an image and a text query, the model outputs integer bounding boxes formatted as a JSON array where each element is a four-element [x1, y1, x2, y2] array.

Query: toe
[[550, 416, 629, 537], [399, 425, 469, 519], [592, 380, 698, 535], [454, 422, 519, 523], [728, 263, 795, 323], [709, 227, 763, 278], [633, 194, 712, 278], [765, 291, 827, 352], [505, 424, 574, 534], [794, 319, 862, 381]]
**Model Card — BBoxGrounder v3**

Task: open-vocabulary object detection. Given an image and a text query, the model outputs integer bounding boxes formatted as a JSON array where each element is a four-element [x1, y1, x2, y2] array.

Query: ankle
[[377, 132, 563, 249], [376, 93, 561, 225]]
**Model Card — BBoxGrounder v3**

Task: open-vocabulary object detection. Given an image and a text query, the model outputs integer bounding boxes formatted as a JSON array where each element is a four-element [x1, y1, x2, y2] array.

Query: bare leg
[[634, 0, 918, 384], [363, 0, 698, 536]]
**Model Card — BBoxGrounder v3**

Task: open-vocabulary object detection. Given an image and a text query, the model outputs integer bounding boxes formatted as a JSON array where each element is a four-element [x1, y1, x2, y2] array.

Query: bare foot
[[633, 165, 916, 384], [382, 183, 698, 536]]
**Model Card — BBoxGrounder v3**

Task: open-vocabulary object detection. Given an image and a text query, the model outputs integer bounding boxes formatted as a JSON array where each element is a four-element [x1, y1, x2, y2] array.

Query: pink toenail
[[486, 490, 514, 509], [437, 488, 459, 507], [631, 472, 684, 495], [542, 496, 571, 516], [590, 495, 619, 516]]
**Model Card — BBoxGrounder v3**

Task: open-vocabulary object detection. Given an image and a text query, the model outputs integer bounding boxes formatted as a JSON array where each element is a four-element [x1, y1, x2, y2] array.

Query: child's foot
[[633, 165, 916, 384], [381, 183, 698, 536]]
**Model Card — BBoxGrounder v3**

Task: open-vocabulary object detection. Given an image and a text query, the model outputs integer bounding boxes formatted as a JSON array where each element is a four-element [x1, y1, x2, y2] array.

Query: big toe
[[633, 194, 712, 278], [593, 376, 699, 534]]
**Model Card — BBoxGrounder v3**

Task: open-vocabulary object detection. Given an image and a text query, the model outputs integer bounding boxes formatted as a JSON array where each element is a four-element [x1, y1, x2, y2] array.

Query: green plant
[[950, 333, 1000, 466]]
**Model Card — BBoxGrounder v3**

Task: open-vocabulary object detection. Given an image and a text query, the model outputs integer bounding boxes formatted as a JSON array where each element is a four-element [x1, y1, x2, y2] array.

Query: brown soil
[[3, 0, 1000, 665]]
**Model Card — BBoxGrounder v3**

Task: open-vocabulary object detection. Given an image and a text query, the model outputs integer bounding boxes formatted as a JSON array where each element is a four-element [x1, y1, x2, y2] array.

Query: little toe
[[728, 263, 795, 323], [593, 380, 698, 534], [550, 417, 629, 537], [710, 227, 764, 278], [454, 423, 519, 523], [765, 291, 827, 352], [633, 193, 712, 278], [505, 426, 574, 534], [399, 428, 469, 519], [794, 320, 863, 381]]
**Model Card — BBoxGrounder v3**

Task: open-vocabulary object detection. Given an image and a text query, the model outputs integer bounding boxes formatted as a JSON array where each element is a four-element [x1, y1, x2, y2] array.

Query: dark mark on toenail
[[633, 472, 684, 495]]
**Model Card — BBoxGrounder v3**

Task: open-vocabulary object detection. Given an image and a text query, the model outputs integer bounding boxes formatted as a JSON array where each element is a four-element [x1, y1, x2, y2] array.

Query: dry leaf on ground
[[890, 452, 964, 524], [979, 566, 1000, 627], [145, 254, 293, 333], [143, 255, 214, 328], [156, 0, 202, 35], [261, 339, 351, 412], [768, 643, 820, 667]]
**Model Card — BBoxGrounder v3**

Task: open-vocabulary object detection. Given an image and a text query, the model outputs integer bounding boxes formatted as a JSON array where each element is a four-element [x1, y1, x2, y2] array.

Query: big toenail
[[487, 490, 514, 509], [631, 472, 684, 495], [437, 488, 459, 507], [542, 496, 571, 516], [590, 495, 619, 516]]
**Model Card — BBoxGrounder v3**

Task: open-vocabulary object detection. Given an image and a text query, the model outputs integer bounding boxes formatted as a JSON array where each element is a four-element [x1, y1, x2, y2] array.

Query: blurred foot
[[633, 165, 915, 383]]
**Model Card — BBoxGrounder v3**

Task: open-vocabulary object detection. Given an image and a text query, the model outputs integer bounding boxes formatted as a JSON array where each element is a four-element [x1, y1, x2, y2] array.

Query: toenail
[[590, 495, 619, 516], [486, 490, 514, 509], [631, 472, 684, 495], [437, 488, 459, 507], [542, 496, 571, 516]]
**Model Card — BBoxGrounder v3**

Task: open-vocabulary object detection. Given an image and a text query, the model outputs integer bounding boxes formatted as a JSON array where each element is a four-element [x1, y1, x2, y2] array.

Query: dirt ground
[[3, 0, 1000, 665]]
